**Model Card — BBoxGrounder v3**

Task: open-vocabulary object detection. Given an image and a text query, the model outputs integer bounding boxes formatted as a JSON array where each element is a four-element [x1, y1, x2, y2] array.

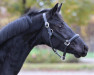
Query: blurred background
[[0, 0, 94, 75]]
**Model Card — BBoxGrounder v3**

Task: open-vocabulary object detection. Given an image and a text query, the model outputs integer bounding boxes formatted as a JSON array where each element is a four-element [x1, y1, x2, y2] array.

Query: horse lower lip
[[74, 52, 87, 58], [81, 53, 87, 57]]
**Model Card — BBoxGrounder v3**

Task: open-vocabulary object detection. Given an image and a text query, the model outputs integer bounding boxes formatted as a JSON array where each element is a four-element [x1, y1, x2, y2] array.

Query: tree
[[1, 0, 93, 26], [37, 0, 94, 26]]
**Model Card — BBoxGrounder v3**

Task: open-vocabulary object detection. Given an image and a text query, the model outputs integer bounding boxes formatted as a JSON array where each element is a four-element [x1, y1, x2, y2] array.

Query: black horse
[[0, 3, 88, 75]]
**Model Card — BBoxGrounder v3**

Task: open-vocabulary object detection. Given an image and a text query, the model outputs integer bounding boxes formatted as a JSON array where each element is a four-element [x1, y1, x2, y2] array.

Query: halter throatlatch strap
[[43, 13, 63, 59], [43, 13, 79, 60]]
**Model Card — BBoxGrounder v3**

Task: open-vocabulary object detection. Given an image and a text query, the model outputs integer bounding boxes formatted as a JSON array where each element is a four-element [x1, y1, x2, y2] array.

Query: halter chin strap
[[43, 13, 79, 60]]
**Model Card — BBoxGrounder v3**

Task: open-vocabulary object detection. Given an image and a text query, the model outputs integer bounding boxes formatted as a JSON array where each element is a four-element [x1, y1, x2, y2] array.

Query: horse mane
[[25, 8, 49, 16], [0, 8, 49, 46], [0, 16, 30, 46]]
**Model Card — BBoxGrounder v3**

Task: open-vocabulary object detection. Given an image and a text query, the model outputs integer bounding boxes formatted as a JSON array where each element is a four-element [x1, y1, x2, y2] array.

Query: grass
[[86, 52, 94, 58], [22, 63, 94, 71]]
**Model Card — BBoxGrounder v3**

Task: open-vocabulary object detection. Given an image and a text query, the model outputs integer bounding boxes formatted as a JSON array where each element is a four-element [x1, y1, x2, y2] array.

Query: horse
[[0, 3, 88, 75]]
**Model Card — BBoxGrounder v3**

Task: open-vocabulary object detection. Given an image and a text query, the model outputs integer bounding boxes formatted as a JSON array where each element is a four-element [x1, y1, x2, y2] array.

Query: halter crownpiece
[[43, 13, 79, 60]]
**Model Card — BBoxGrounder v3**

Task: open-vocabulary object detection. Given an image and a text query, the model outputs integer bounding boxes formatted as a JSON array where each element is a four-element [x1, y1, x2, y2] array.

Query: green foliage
[[25, 47, 94, 63], [61, 0, 93, 26], [86, 52, 94, 58], [66, 54, 79, 63], [1, 0, 93, 26], [0, 0, 39, 14], [25, 47, 79, 63], [37, 0, 94, 26], [25, 47, 61, 63]]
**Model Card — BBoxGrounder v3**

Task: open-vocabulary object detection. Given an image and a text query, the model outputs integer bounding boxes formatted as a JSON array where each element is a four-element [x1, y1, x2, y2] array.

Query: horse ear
[[57, 3, 62, 12], [49, 3, 58, 16]]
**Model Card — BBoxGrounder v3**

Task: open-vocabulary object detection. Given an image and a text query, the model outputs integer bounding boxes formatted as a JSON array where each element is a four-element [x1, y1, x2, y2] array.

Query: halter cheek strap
[[43, 13, 79, 60]]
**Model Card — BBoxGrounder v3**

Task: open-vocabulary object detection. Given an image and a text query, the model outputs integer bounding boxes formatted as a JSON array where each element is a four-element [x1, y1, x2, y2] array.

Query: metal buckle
[[45, 22, 49, 28], [50, 29, 53, 33], [64, 40, 70, 46], [61, 56, 65, 60]]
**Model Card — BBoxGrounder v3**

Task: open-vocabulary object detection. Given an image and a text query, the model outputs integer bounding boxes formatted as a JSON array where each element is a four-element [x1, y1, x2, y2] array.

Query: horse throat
[[23, 15, 44, 47]]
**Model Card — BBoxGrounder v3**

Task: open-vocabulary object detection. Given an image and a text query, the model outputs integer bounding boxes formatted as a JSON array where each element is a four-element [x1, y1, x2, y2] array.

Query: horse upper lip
[[74, 51, 87, 58]]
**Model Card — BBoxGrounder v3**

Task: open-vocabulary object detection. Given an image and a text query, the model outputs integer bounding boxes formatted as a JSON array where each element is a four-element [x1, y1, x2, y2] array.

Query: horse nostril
[[84, 45, 88, 52], [81, 45, 88, 57]]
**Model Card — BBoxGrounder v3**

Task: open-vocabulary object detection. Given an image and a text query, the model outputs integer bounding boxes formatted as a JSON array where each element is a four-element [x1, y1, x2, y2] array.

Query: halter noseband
[[43, 13, 79, 60]]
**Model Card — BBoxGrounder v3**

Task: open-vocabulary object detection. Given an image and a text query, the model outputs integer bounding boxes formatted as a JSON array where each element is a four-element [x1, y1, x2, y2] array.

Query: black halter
[[43, 13, 79, 60]]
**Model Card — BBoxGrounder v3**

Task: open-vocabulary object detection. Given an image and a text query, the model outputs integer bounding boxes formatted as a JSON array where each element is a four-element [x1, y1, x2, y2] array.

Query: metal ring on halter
[[64, 40, 70, 46], [61, 56, 65, 61], [45, 22, 49, 28]]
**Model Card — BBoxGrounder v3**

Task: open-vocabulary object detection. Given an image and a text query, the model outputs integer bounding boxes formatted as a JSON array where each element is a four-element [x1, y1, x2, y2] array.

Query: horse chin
[[74, 54, 81, 58]]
